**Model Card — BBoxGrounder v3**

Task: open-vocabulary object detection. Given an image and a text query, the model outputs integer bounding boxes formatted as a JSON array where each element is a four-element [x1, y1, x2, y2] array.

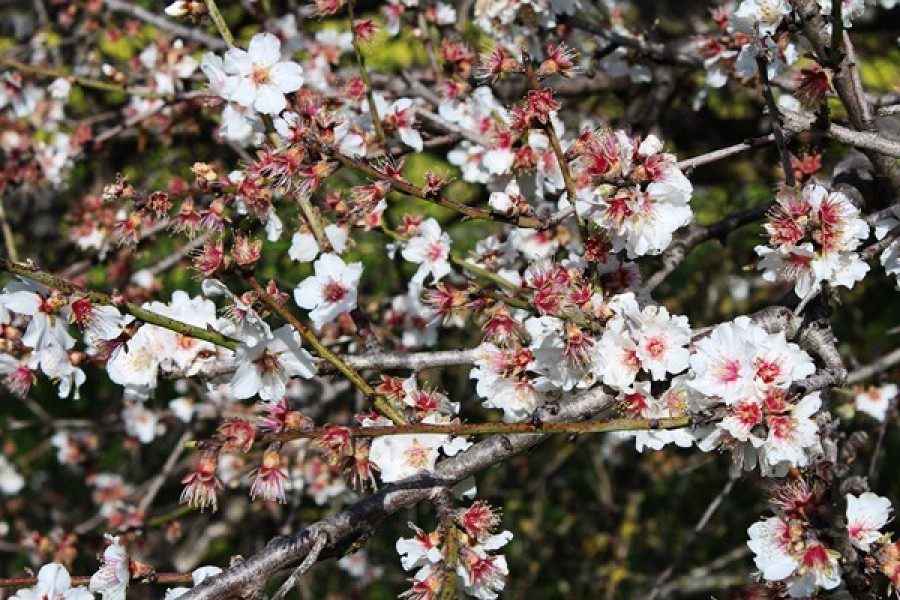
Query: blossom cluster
[[397, 502, 512, 600], [756, 183, 870, 297], [748, 478, 898, 597], [688, 316, 822, 476]]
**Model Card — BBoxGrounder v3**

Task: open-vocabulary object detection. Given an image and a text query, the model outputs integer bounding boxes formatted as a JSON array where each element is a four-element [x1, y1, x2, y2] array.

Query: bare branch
[[847, 347, 900, 384], [103, 0, 228, 50]]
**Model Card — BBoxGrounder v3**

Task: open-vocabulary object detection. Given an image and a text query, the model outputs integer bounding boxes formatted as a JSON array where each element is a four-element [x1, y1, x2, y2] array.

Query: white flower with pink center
[[618, 379, 696, 452], [632, 305, 691, 380], [368, 414, 470, 483], [747, 515, 802, 582], [214, 32, 304, 115], [293, 253, 363, 329], [752, 332, 816, 392], [488, 180, 527, 213], [367, 93, 423, 151], [688, 316, 771, 403], [846, 492, 892, 551], [456, 546, 510, 600], [401, 218, 453, 285], [0, 280, 75, 352], [787, 541, 842, 597], [855, 383, 898, 422], [396, 523, 443, 571], [470, 343, 544, 422], [592, 316, 641, 391], [761, 392, 821, 469], [571, 131, 692, 257], [719, 399, 765, 445], [231, 325, 317, 401]]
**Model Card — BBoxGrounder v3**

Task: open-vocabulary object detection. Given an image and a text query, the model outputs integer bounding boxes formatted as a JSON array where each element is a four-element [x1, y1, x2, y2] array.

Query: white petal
[[324, 224, 348, 254], [294, 277, 324, 310], [289, 232, 320, 262], [271, 62, 304, 93], [254, 85, 286, 115], [248, 32, 281, 67], [227, 78, 257, 107], [222, 48, 252, 76]]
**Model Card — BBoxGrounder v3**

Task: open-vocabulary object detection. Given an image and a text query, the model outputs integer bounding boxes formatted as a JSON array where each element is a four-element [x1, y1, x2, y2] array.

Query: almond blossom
[[288, 224, 348, 263], [846, 492, 893, 551], [207, 32, 304, 115], [293, 253, 363, 329], [747, 515, 841, 597], [231, 325, 317, 401], [569, 132, 693, 258], [0, 280, 75, 352], [592, 293, 692, 390], [401, 218, 453, 285], [470, 343, 545, 422], [368, 414, 471, 483], [368, 93, 423, 152], [688, 316, 814, 405]]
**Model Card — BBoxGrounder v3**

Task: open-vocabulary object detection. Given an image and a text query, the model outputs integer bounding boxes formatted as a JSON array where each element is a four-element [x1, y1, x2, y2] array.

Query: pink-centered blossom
[[231, 325, 316, 401], [293, 253, 362, 329], [402, 218, 453, 285], [846, 492, 892, 551], [368, 414, 470, 483], [207, 33, 304, 115]]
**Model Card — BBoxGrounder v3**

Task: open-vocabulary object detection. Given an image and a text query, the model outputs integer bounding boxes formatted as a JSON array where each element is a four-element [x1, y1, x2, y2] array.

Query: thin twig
[[328, 150, 546, 228], [138, 429, 193, 514], [676, 135, 776, 172], [270, 532, 328, 600], [0, 258, 240, 350], [0, 56, 177, 100], [868, 401, 895, 483], [104, 0, 228, 50], [202, 0, 235, 47], [0, 196, 18, 262], [847, 347, 900, 384], [755, 43, 796, 187], [187, 415, 694, 448], [646, 474, 739, 600]]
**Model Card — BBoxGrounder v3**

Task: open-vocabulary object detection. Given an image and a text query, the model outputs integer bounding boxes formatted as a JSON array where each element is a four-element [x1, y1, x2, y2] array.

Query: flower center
[[250, 65, 272, 86], [405, 441, 430, 469], [324, 280, 347, 303], [425, 242, 446, 263]]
